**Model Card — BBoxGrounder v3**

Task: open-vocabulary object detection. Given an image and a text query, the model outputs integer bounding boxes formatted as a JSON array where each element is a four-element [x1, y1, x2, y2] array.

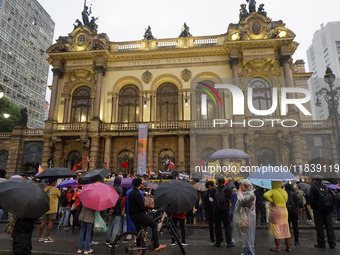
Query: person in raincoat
[[233, 179, 256, 255], [264, 181, 291, 252]]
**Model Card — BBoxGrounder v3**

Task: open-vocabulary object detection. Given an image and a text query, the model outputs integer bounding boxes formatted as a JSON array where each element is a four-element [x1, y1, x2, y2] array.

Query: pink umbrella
[[78, 182, 119, 211], [10, 175, 24, 179]]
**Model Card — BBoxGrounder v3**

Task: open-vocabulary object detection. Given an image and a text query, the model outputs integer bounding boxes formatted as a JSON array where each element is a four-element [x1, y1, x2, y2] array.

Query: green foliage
[[0, 97, 21, 132]]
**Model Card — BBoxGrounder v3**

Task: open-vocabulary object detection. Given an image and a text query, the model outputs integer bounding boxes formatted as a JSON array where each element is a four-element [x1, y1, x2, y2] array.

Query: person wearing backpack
[[335, 190, 340, 224], [209, 177, 234, 248], [57, 186, 74, 230], [309, 175, 336, 249], [284, 183, 299, 246]]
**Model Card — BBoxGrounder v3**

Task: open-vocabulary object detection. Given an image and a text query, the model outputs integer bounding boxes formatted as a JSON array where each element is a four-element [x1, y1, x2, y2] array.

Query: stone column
[[281, 55, 296, 113], [111, 96, 117, 123], [139, 94, 144, 122], [63, 96, 70, 122], [178, 92, 183, 121], [48, 68, 63, 120], [221, 133, 229, 149], [235, 134, 245, 151], [92, 66, 106, 120], [104, 136, 112, 169], [191, 92, 196, 120], [151, 93, 156, 122], [230, 57, 239, 85], [178, 135, 185, 171], [190, 133, 197, 174], [148, 135, 154, 171], [52, 139, 64, 167], [89, 136, 100, 169]]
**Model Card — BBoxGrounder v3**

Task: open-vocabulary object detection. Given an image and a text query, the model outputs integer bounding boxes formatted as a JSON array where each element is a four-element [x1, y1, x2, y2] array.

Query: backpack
[[286, 193, 297, 215], [335, 194, 340, 207], [215, 187, 228, 211], [60, 190, 69, 207], [318, 186, 334, 211]]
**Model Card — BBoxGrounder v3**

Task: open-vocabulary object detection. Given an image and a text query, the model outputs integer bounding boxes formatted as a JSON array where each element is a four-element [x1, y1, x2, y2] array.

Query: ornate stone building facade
[[0, 5, 338, 179]]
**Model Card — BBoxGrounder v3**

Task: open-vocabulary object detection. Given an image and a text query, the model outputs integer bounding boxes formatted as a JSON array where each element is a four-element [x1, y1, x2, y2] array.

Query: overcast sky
[[39, 0, 340, 100]]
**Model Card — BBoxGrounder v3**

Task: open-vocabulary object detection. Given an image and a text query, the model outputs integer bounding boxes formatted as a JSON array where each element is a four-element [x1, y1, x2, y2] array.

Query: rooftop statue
[[18, 108, 28, 127], [81, 0, 91, 27], [73, 19, 83, 30], [89, 16, 98, 31], [257, 4, 267, 17], [246, 0, 256, 13], [179, 22, 192, 37], [143, 26, 155, 40], [239, 4, 249, 21]]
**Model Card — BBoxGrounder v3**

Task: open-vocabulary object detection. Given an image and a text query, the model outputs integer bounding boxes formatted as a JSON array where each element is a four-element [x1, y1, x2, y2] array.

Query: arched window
[[257, 147, 276, 166], [70, 86, 92, 122], [201, 148, 216, 170], [156, 83, 178, 121], [67, 151, 82, 170], [0, 150, 9, 177], [117, 150, 134, 175], [196, 80, 218, 120], [118, 85, 140, 123], [248, 78, 272, 115], [158, 149, 175, 171]]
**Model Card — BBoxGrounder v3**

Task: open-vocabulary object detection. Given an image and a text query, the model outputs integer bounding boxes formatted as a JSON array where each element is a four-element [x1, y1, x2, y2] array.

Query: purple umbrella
[[57, 179, 77, 189], [326, 184, 340, 190], [209, 149, 251, 160], [120, 178, 133, 188]]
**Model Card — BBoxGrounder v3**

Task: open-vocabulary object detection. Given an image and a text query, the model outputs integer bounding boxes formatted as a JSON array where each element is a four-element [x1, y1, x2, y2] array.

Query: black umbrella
[[78, 168, 110, 184], [144, 181, 159, 190], [0, 178, 49, 219], [154, 180, 198, 214], [36, 167, 77, 179]]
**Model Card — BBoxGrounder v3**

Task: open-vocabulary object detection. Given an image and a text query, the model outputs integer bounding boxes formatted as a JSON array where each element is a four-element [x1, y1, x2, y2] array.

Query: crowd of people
[[1, 171, 340, 255]]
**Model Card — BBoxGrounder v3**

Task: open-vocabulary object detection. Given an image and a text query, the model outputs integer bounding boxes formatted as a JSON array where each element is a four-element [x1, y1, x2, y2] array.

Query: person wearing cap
[[309, 175, 336, 249], [128, 178, 166, 253]]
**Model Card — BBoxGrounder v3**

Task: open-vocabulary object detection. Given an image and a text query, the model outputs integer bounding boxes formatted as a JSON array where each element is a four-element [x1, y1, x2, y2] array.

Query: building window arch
[[257, 147, 276, 166], [67, 150, 82, 171], [201, 148, 216, 169], [70, 86, 92, 122], [117, 150, 134, 175], [118, 85, 140, 123], [156, 83, 178, 121], [0, 150, 9, 177], [196, 80, 218, 120], [248, 77, 272, 115], [158, 149, 175, 171]]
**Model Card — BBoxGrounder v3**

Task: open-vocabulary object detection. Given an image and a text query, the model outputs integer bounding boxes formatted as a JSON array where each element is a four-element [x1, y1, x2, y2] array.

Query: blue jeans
[[244, 246, 255, 255], [58, 206, 71, 228], [106, 214, 123, 243], [78, 221, 93, 252]]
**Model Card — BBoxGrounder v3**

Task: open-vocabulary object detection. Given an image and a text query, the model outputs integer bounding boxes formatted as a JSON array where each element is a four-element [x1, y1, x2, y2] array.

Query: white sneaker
[[84, 249, 93, 254], [90, 241, 98, 245], [181, 243, 188, 246], [170, 243, 175, 246]]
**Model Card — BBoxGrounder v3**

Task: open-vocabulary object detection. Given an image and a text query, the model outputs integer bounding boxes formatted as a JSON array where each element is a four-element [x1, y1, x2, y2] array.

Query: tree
[[0, 97, 21, 132]]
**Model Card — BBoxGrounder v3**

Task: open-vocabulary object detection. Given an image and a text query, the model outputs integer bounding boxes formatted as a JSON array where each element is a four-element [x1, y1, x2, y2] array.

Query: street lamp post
[[315, 67, 340, 159]]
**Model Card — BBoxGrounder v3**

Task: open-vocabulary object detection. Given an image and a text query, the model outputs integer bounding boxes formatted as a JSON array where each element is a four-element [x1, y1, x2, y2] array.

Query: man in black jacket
[[209, 177, 233, 248], [309, 175, 336, 249], [128, 178, 166, 253], [285, 183, 299, 246], [254, 187, 266, 225], [203, 181, 215, 245]]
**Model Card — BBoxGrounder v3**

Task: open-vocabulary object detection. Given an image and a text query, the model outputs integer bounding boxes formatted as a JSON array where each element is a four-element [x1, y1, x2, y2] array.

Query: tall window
[[117, 150, 134, 175], [70, 86, 91, 122], [118, 85, 140, 123], [158, 149, 175, 171], [156, 83, 178, 121], [67, 151, 82, 170], [196, 80, 218, 120], [248, 78, 272, 115], [257, 147, 276, 166]]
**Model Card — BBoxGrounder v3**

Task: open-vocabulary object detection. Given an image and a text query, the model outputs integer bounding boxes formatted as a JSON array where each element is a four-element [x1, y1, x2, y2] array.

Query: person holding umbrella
[[264, 181, 291, 252], [128, 178, 167, 253], [77, 206, 95, 254], [38, 178, 61, 243]]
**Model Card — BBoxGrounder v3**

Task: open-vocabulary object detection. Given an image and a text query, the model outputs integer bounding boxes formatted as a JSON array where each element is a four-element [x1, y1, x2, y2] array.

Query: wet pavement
[[0, 222, 339, 255]]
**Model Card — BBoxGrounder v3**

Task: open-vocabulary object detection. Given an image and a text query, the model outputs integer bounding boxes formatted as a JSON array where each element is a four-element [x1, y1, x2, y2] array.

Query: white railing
[[193, 37, 218, 45], [0, 132, 12, 138], [26, 129, 44, 136], [156, 40, 178, 47], [56, 123, 87, 131], [302, 121, 329, 129], [101, 122, 138, 131], [118, 42, 141, 51]]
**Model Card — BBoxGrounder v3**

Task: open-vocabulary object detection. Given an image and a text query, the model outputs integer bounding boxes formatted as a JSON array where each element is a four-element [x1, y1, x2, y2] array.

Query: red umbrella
[[78, 182, 119, 211]]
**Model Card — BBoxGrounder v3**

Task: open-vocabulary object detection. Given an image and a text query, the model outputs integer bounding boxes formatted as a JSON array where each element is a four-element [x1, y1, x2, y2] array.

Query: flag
[[85, 155, 91, 165], [38, 165, 44, 174], [147, 166, 150, 176], [106, 154, 110, 169], [72, 159, 83, 172], [121, 161, 129, 169], [168, 160, 175, 169], [201, 160, 206, 171]]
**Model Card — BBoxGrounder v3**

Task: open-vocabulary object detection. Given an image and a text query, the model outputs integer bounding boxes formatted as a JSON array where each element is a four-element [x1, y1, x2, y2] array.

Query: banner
[[106, 154, 110, 169], [137, 123, 148, 175]]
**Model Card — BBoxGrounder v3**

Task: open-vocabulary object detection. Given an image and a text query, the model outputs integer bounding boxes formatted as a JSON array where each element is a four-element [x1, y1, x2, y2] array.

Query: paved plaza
[[0, 223, 339, 255]]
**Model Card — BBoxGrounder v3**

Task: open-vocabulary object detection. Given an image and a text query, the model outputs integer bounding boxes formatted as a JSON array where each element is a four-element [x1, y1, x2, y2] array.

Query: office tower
[[0, 0, 54, 128]]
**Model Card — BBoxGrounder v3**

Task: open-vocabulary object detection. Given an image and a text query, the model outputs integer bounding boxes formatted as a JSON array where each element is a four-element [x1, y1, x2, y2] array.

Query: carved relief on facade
[[114, 76, 143, 94], [62, 69, 96, 95], [192, 72, 222, 84], [180, 68, 192, 82], [142, 70, 153, 84], [151, 74, 183, 91]]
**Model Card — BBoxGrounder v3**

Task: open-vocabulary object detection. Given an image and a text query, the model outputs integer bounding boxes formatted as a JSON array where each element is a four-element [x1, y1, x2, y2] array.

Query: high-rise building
[[0, 0, 54, 128], [306, 22, 340, 120]]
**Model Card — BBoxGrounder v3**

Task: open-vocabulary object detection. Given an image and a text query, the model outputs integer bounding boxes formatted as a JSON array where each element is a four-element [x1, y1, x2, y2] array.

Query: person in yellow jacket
[[264, 181, 291, 252]]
